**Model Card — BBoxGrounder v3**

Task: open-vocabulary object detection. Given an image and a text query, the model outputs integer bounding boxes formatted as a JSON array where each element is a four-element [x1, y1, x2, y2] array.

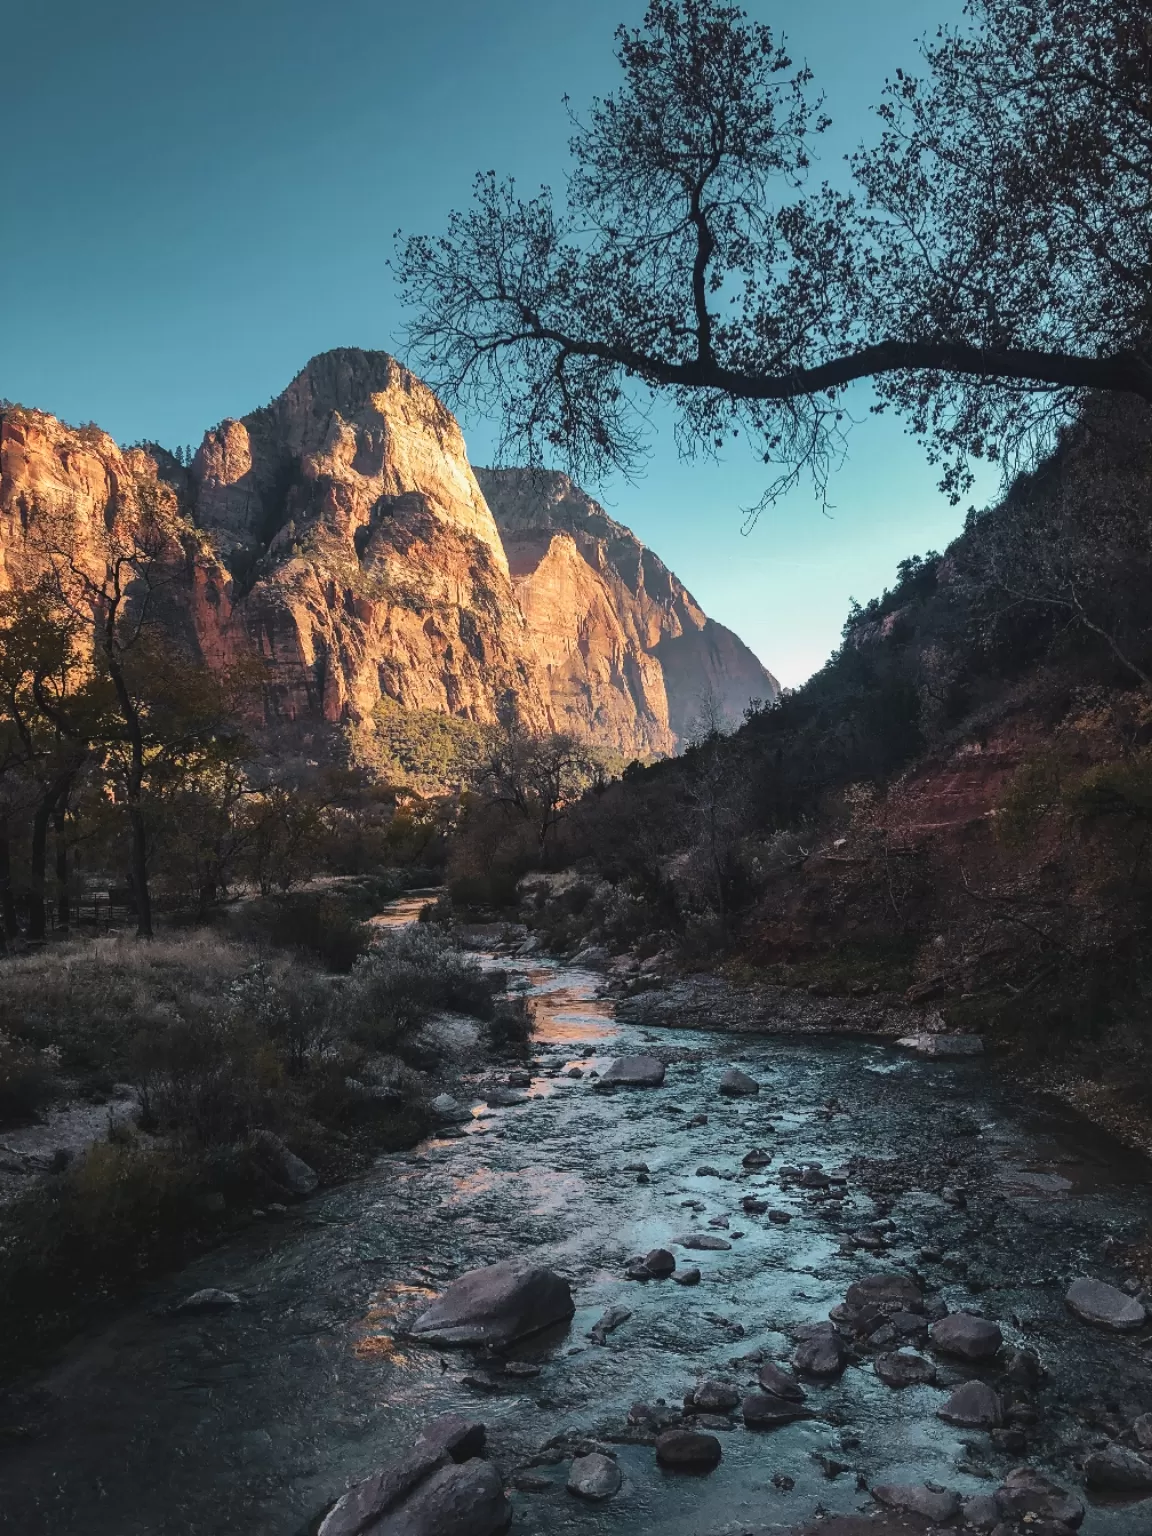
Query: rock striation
[[0, 350, 775, 762], [477, 467, 778, 752]]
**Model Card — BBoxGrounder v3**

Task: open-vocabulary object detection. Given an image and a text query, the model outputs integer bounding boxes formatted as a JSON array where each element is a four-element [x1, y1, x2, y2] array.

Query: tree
[[475, 710, 601, 851], [397, 0, 1152, 507]]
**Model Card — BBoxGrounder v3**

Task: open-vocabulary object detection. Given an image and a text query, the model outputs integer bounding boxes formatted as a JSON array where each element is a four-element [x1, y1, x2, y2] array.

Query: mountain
[[0, 348, 775, 761], [476, 469, 778, 752]]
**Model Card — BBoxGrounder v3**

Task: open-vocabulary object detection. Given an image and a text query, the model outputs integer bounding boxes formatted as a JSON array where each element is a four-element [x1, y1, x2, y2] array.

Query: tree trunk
[[128, 803, 152, 939], [28, 796, 53, 943], [54, 803, 69, 930], [0, 811, 19, 941]]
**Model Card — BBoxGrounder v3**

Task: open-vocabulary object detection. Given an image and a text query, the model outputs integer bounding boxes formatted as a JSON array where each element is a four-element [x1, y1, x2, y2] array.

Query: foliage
[[343, 925, 496, 1051], [398, 0, 1152, 508]]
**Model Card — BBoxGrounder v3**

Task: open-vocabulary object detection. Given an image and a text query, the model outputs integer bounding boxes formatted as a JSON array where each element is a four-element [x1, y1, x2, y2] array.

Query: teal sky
[[2, 0, 996, 688]]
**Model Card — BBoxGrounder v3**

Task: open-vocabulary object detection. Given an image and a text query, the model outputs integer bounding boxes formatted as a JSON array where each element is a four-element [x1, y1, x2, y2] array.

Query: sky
[[1, 0, 998, 688]]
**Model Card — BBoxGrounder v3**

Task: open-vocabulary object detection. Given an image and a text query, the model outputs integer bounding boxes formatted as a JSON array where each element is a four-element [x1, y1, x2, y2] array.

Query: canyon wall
[[0, 349, 776, 760]]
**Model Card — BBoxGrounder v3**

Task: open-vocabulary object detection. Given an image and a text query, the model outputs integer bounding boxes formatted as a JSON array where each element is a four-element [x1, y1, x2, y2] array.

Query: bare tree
[[476, 709, 601, 851], [397, 0, 1152, 508]]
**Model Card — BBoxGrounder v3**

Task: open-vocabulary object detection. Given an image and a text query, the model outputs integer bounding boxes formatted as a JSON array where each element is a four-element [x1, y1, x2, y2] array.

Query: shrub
[[0, 1034, 61, 1127], [486, 994, 536, 1053], [344, 927, 495, 1051], [130, 1012, 284, 1146], [265, 893, 372, 972]]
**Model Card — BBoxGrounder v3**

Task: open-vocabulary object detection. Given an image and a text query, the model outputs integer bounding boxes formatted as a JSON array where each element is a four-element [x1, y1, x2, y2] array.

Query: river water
[[3, 951, 1152, 1535]]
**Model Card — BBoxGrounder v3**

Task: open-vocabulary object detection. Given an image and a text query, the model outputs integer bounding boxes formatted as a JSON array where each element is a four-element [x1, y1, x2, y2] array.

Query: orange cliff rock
[[0, 349, 776, 758]]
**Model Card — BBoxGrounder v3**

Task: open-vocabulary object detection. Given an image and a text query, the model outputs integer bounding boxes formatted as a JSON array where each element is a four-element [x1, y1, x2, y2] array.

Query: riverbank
[[2, 951, 1152, 1535]]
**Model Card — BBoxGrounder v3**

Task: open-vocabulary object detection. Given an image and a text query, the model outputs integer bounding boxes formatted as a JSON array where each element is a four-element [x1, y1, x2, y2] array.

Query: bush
[[130, 1012, 284, 1146], [486, 994, 536, 1053], [265, 893, 372, 972], [344, 927, 495, 1051], [0, 1034, 61, 1127]]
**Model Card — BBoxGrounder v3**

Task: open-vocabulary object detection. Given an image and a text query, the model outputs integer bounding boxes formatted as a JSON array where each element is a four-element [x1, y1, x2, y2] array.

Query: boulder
[[248, 1129, 318, 1196], [872, 1484, 961, 1524], [410, 1260, 574, 1347], [1134, 1412, 1152, 1450], [960, 1494, 1000, 1530], [895, 1033, 985, 1057], [676, 1233, 732, 1251], [742, 1392, 810, 1427], [431, 1094, 468, 1123], [937, 1379, 1002, 1427], [995, 1468, 1084, 1529], [691, 1379, 740, 1414], [844, 1272, 924, 1315], [589, 1305, 631, 1345], [567, 1452, 621, 1501], [1083, 1445, 1152, 1492], [742, 1148, 773, 1169], [672, 1266, 701, 1287], [718, 1068, 760, 1097], [929, 1311, 1002, 1361], [172, 1288, 241, 1315], [370, 1461, 510, 1536], [318, 1414, 492, 1536], [600, 1055, 666, 1087], [655, 1429, 722, 1471], [741, 1195, 769, 1214], [645, 1248, 676, 1277], [1065, 1277, 1147, 1331], [758, 1361, 806, 1401], [792, 1324, 849, 1377], [874, 1350, 936, 1389]]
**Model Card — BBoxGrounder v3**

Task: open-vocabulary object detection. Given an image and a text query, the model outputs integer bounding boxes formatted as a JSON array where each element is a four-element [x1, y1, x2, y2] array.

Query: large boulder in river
[[410, 1260, 574, 1347], [929, 1311, 1002, 1361], [567, 1451, 622, 1500], [318, 1413, 502, 1536], [655, 1428, 722, 1471], [1065, 1276, 1147, 1330], [844, 1272, 924, 1315], [994, 1468, 1084, 1528], [601, 1055, 666, 1087], [1083, 1444, 1152, 1492], [938, 1379, 1002, 1427], [718, 1068, 760, 1097], [872, 1484, 961, 1524]]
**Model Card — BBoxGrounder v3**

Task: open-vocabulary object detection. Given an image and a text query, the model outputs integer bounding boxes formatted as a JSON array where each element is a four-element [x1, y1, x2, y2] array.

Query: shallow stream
[[3, 954, 1152, 1535]]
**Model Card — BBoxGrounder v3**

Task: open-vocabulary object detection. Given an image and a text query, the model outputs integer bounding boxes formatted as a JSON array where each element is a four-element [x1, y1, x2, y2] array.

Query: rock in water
[[718, 1068, 760, 1097], [248, 1129, 318, 1195], [671, 1266, 701, 1287], [758, 1361, 806, 1401], [742, 1393, 810, 1427], [676, 1233, 732, 1251], [937, 1379, 1002, 1427], [431, 1094, 468, 1123], [600, 1056, 666, 1087], [929, 1311, 1002, 1361], [318, 1413, 495, 1536], [645, 1248, 676, 1277], [171, 1288, 241, 1315], [1083, 1445, 1152, 1492], [410, 1261, 574, 1347], [844, 1272, 924, 1314], [567, 1452, 622, 1501], [589, 1305, 631, 1345], [791, 1324, 848, 1377], [691, 1379, 740, 1414], [1065, 1276, 1147, 1330], [655, 1429, 722, 1471], [895, 1033, 984, 1057], [873, 1484, 961, 1523], [874, 1350, 936, 1389], [994, 1468, 1084, 1528]]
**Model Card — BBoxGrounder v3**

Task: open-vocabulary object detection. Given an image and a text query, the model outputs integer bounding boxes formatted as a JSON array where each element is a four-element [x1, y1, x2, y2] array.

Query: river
[[2, 947, 1151, 1535]]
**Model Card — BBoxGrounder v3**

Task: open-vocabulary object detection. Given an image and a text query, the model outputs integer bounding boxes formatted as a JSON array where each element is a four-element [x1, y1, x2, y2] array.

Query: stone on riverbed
[[844, 1272, 924, 1315], [759, 1361, 806, 1400], [672, 1266, 701, 1286], [872, 1484, 961, 1524], [171, 1288, 241, 1315], [791, 1324, 849, 1377], [741, 1148, 773, 1169], [410, 1260, 574, 1347], [929, 1311, 1002, 1361], [718, 1068, 760, 1097], [590, 1305, 631, 1345], [317, 1413, 500, 1536], [895, 1033, 984, 1057], [874, 1350, 936, 1389], [677, 1233, 732, 1251], [1065, 1276, 1147, 1330], [690, 1379, 740, 1414], [1083, 1444, 1152, 1492], [742, 1392, 810, 1427], [994, 1468, 1084, 1528], [655, 1429, 722, 1471], [937, 1379, 1002, 1427], [430, 1094, 469, 1123], [645, 1248, 676, 1277], [249, 1129, 318, 1195], [567, 1451, 622, 1501], [601, 1055, 666, 1087]]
